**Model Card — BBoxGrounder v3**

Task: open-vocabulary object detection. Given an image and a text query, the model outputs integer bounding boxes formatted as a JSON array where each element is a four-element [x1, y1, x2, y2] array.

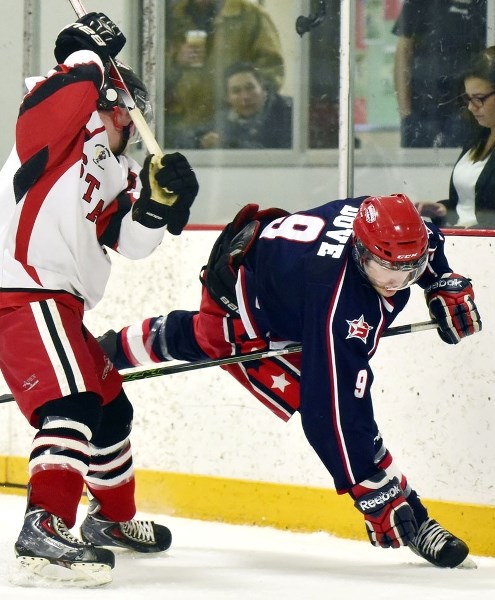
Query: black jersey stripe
[[39, 300, 79, 394]]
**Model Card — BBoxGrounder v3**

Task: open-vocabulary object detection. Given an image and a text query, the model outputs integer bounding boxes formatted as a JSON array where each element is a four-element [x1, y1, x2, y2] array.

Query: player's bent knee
[[91, 389, 134, 447], [36, 391, 103, 437]]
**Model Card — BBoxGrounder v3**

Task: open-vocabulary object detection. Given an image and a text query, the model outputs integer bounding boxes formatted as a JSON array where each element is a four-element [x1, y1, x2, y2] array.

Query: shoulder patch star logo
[[346, 315, 373, 343]]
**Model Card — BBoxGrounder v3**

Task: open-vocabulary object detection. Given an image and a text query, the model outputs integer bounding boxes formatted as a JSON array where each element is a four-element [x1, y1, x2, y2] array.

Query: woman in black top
[[419, 46, 495, 229]]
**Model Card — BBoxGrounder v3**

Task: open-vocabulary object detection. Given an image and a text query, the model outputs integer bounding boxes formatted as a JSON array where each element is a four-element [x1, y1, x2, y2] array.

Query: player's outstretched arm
[[98, 311, 205, 370], [97, 318, 166, 370]]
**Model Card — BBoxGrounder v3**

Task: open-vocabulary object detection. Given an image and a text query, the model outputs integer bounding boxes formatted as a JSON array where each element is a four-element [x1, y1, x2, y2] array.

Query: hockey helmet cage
[[352, 194, 429, 290], [97, 60, 152, 123]]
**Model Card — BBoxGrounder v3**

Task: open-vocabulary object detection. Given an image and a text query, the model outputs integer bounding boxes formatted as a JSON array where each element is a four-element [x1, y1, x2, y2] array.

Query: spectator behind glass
[[165, 0, 285, 148], [418, 47, 495, 229], [393, 0, 487, 148], [189, 62, 293, 149]]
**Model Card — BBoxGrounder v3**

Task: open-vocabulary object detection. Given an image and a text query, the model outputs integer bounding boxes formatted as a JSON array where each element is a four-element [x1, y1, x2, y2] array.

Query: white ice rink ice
[[0, 493, 493, 599]]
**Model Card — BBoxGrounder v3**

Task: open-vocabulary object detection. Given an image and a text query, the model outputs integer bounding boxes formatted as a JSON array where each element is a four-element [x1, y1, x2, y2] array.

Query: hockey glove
[[97, 329, 135, 370], [425, 273, 482, 344], [351, 471, 417, 549], [132, 153, 199, 234], [54, 12, 126, 64], [97, 329, 118, 362]]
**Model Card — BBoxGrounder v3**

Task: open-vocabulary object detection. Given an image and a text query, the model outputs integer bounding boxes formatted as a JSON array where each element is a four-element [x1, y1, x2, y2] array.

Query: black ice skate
[[409, 518, 475, 568], [13, 507, 114, 587], [80, 501, 172, 553]]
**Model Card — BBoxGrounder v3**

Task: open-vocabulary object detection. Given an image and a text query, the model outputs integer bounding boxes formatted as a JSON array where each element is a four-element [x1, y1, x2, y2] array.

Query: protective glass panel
[[155, 1, 492, 230]]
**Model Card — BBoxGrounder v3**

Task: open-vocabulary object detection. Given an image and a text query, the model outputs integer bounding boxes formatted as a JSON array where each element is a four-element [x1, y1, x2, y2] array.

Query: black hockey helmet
[[97, 59, 152, 122]]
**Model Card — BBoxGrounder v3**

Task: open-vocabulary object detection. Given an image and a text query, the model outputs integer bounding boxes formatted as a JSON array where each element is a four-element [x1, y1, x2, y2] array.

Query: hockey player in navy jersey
[[0, 13, 199, 585], [101, 194, 481, 569]]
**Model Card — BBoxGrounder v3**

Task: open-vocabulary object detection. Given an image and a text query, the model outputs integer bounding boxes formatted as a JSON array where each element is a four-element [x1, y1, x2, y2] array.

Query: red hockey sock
[[29, 469, 85, 528], [87, 478, 136, 522]]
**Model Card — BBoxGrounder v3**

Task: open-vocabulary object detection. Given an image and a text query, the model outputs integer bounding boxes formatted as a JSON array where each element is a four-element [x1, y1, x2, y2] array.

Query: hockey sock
[[28, 414, 93, 527], [29, 468, 86, 528], [85, 433, 136, 521]]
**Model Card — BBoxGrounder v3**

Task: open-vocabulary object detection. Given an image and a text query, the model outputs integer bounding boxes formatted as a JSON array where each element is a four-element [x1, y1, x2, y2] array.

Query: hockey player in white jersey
[[0, 12, 199, 586]]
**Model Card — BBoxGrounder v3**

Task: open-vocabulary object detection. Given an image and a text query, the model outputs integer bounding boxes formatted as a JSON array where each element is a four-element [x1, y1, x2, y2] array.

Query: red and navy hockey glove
[[425, 273, 482, 344], [351, 471, 417, 549], [55, 12, 126, 64], [97, 329, 136, 370], [133, 152, 199, 234]]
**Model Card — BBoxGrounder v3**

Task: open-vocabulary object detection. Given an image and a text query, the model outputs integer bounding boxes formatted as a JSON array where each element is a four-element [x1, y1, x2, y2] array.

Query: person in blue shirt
[[100, 194, 481, 569]]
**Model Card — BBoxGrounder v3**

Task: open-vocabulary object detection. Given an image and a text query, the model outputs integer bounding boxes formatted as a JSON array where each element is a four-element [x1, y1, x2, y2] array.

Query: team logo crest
[[346, 315, 373, 343], [364, 204, 377, 223], [93, 144, 110, 169]]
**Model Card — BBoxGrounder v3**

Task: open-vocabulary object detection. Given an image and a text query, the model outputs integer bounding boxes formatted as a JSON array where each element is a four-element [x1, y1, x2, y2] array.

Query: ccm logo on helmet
[[397, 253, 419, 259]]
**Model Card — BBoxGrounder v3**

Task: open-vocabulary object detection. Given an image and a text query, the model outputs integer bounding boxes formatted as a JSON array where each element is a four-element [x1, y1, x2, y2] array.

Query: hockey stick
[[69, 0, 164, 158], [119, 318, 437, 381], [0, 319, 437, 404], [68, 0, 164, 157]]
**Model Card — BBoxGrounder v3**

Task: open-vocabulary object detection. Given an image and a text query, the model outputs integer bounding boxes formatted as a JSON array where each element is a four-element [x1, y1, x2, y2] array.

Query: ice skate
[[409, 518, 476, 569], [80, 500, 172, 553], [12, 507, 114, 587]]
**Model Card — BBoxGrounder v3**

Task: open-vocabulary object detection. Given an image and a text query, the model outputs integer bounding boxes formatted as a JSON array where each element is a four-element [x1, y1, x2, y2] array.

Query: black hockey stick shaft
[[120, 318, 436, 381], [0, 319, 437, 404]]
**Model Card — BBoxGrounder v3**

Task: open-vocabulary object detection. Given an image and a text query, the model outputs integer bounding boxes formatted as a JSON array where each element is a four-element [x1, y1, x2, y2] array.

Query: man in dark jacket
[[180, 61, 292, 149]]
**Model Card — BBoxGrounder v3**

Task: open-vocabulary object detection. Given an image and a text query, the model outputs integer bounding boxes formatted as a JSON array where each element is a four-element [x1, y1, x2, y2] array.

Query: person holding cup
[[194, 61, 293, 149], [178, 29, 208, 68], [165, 0, 285, 148]]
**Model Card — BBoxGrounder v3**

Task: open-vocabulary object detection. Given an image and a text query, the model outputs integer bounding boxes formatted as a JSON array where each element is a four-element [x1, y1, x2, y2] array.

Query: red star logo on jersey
[[346, 315, 373, 343]]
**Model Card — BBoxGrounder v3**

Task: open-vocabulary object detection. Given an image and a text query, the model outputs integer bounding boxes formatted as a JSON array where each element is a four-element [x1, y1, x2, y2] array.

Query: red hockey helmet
[[352, 194, 429, 290]]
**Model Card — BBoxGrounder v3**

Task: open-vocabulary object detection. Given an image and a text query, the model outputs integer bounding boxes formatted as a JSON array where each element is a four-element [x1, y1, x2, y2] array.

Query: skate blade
[[9, 555, 112, 588], [456, 555, 477, 569]]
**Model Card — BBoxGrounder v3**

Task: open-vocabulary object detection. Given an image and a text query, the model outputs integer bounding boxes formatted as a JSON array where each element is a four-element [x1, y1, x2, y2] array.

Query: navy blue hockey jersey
[[236, 197, 451, 490]]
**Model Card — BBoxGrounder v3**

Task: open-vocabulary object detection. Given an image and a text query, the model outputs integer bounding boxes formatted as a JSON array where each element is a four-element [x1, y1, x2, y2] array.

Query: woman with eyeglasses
[[417, 46, 495, 229]]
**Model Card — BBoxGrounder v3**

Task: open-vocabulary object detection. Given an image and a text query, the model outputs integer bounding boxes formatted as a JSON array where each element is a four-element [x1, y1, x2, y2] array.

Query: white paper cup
[[186, 30, 207, 67]]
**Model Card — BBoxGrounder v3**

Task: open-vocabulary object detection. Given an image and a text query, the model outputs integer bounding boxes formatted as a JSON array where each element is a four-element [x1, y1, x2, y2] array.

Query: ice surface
[[0, 493, 493, 599]]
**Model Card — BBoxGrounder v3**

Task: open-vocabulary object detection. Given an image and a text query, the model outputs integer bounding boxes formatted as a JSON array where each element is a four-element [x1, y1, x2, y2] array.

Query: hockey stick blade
[[0, 320, 437, 404]]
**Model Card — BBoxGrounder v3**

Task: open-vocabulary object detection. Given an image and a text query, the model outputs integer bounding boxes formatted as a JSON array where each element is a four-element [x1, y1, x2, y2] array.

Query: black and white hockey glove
[[425, 273, 482, 344], [54, 12, 126, 64], [350, 471, 417, 549], [132, 152, 199, 234]]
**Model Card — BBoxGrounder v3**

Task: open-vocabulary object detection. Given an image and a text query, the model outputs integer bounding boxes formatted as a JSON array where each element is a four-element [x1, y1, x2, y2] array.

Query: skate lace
[[53, 516, 90, 546], [121, 519, 155, 543], [414, 519, 450, 558]]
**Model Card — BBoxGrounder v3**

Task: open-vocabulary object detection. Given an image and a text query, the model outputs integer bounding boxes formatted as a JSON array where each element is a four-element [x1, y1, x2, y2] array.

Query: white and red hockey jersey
[[0, 50, 165, 310]]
